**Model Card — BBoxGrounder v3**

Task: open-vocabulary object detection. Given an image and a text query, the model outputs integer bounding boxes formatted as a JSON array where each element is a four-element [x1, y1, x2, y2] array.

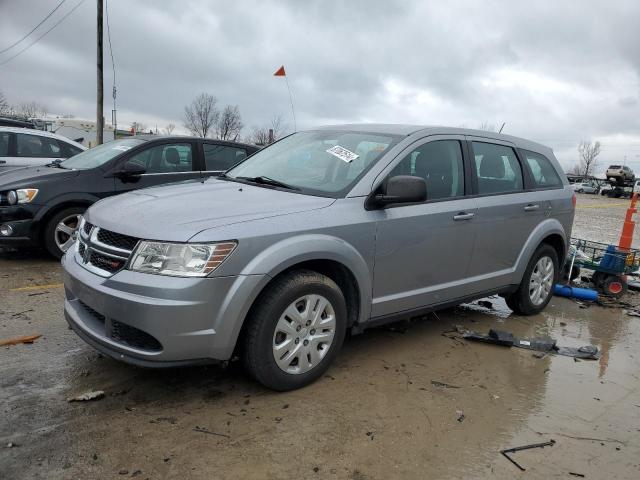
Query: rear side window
[[0, 132, 10, 156], [472, 142, 523, 195], [523, 150, 563, 188], [16, 133, 61, 158], [388, 140, 464, 200], [203, 143, 247, 171]]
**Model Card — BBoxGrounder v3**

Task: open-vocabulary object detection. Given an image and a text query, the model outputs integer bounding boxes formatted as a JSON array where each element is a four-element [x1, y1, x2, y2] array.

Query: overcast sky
[[1, 0, 639, 171]]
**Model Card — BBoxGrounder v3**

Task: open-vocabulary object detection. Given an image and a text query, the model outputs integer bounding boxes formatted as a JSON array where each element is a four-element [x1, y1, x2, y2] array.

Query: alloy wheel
[[54, 214, 82, 253], [529, 256, 554, 306]]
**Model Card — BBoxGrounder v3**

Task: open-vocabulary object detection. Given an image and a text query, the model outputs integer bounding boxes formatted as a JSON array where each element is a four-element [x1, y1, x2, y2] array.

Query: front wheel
[[505, 244, 558, 315], [242, 270, 347, 391], [43, 206, 86, 259]]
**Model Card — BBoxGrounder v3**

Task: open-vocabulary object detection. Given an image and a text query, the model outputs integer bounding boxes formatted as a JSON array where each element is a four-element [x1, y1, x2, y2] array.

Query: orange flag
[[273, 65, 286, 76]]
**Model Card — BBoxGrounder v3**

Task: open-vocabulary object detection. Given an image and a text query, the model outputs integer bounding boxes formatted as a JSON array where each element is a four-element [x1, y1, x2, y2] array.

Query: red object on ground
[[273, 65, 286, 76], [618, 193, 638, 251]]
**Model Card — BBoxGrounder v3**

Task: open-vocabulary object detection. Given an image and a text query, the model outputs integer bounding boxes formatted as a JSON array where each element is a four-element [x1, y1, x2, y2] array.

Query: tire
[[43, 206, 86, 259], [242, 269, 347, 391], [601, 275, 627, 298], [505, 244, 558, 315], [577, 189, 584, 193]]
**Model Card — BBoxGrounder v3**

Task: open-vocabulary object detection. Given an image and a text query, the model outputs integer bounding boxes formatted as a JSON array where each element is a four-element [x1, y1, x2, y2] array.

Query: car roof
[[134, 134, 258, 149], [0, 126, 87, 148], [314, 123, 553, 154]]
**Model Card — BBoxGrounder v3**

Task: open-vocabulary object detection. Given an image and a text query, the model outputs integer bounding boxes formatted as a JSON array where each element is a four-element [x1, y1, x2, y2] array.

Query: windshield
[[226, 131, 401, 197], [60, 138, 145, 170]]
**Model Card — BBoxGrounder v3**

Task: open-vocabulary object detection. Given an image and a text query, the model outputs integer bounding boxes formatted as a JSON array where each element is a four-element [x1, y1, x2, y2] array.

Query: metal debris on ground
[[431, 380, 461, 389], [460, 328, 600, 360], [456, 409, 465, 422], [0, 334, 42, 347], [67, 390, 105, 402], [193, 426, 230, 438], [500, 439, 555, 471]]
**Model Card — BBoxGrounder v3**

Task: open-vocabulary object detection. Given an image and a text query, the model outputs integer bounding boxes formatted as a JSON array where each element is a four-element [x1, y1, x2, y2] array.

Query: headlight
[[129, 241, 237, 277], [6, 188, 39, 205]]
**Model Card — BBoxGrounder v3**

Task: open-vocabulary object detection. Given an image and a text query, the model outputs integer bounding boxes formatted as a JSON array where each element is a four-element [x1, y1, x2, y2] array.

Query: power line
[[0, 0, 67, 55], [0, 0, 86, 68], [105, 0, 117, 139]]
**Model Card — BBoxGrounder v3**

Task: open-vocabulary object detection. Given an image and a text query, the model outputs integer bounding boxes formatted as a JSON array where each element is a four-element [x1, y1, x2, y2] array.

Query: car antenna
[[499, 122, 506, 133]]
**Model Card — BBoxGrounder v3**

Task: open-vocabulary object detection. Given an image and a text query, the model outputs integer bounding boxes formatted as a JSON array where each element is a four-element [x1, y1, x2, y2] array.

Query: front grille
[[89, 251, 126, 273], [77, 225, 138, 277], [111, 320, 162, 351], [77, 301, 162, 352], [78, 300, 105, 324], [97, 229, 139, 251]]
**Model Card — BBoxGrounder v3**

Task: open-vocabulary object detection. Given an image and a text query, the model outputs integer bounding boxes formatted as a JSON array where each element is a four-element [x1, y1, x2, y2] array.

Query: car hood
[[85, 178, 336, 242], [0, 165, 81, 189]]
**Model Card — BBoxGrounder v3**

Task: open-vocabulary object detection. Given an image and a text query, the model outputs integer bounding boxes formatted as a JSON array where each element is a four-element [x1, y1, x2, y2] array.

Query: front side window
[[16, 134, 61, 158], [61, 138, 145, 170], [203, 144, 247, 171], [387, 140, 464, 200], [523, 150, 562, 188], [227, 131, 401, 197], [472, 142, 523, 194], [128, 143, 194, 173]]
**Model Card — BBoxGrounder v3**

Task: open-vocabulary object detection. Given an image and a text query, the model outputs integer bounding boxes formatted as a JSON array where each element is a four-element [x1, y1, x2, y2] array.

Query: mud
[[1, 195, 640, 479]]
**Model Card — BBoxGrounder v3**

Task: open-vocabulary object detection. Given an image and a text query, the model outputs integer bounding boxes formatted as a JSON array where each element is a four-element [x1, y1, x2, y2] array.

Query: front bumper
[[62, 249, 267, 366], [0, 206, 38, 246]]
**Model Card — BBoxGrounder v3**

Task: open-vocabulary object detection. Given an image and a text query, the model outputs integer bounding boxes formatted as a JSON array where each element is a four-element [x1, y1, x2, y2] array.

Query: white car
[[0, 127, 86, 171], [572, 182, 598, 194]]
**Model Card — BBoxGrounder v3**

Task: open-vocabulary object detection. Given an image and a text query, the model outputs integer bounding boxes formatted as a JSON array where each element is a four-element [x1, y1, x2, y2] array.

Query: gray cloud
[[1, 0, 639, 171]]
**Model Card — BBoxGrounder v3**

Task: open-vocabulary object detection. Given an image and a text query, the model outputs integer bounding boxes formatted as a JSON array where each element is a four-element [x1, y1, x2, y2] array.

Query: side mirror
[[372, 175, 427, 207], [114, 161, 146, 179]]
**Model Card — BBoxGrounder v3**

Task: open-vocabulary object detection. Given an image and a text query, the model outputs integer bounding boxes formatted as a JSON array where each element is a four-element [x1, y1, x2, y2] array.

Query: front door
[[115, 141, 202, 192], [371, 137, 477, 318]]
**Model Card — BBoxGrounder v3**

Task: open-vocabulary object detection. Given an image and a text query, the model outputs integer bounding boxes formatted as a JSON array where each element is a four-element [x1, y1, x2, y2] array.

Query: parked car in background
[[0, 127, 86, 171], [0, 135, 258, 258], [572, 182, 598, 194], [606, 164, 634, 184], [63, 125, 574, 391], [0, 117, 36, 129]]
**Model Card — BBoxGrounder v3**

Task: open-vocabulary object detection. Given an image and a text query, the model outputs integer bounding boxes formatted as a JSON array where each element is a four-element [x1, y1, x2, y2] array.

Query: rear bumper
[[62, 249, 267, 365]]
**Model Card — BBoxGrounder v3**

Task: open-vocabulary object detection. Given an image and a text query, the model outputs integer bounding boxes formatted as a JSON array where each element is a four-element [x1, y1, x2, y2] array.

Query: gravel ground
[[1, 195, 640, 479]]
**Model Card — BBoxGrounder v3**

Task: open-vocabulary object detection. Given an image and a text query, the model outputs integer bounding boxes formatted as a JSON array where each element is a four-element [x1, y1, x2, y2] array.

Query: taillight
[[572, 193, 577, 207]]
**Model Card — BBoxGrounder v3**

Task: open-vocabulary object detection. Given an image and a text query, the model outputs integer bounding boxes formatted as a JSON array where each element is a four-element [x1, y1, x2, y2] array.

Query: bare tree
[[216, 105, 243, 140], [163, 123, 176, 135], [250, 115, 288, 145], [17, 101, 47, 118], [0, 90, 10, 116], [184, 93, 219, 138], [577, 140, 601, 177], [478, 121, 496, 132]]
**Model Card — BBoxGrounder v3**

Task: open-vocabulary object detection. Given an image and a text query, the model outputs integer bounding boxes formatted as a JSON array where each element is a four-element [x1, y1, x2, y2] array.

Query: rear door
[[200, 141, 250, 178], [114, 140, 202, 193], [465, 138, 547, 288]]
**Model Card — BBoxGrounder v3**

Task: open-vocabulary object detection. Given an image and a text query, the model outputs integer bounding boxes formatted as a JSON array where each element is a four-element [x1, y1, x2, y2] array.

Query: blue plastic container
[[553, 284, 599, 301]]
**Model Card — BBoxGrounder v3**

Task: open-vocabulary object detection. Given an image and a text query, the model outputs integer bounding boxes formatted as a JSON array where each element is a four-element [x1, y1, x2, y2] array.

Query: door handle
[[524, 204, 540, 211], [453, 212, 475, 221], [0, 160, 6, 164]]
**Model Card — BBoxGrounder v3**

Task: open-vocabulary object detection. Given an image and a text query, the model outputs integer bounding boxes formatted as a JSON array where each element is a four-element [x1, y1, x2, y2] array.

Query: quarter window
[[472, 142, 523, 194], [16, 133, 62, 158], [387, 140, 464, 200], [203, 144, 247, 171], [128, 143, 193, 173], [523, 150, 562, 188]]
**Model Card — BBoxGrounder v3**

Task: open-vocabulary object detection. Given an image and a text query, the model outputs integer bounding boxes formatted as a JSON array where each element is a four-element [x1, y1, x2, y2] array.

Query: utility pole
[[96, 0, 104, 145]]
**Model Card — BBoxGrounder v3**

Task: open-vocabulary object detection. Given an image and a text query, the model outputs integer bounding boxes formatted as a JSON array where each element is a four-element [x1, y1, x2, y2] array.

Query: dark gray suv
[[62, 125, 575, 390]]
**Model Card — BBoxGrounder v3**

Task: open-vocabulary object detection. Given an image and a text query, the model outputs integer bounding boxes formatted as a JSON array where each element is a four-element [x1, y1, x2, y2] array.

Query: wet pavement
[[1, 193, 640, 479]]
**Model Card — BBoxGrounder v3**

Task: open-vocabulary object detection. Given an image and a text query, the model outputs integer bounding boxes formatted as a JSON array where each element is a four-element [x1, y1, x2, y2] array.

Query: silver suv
[[62, 125, 575, 390]]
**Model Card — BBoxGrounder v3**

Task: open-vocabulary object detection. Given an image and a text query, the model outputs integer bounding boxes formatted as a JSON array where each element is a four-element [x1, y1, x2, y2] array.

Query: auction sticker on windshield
[[326, 145, 359, 163]]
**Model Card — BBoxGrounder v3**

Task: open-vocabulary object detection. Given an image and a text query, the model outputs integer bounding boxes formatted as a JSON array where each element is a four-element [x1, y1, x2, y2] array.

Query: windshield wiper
[[235, 176, 300, 190]]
